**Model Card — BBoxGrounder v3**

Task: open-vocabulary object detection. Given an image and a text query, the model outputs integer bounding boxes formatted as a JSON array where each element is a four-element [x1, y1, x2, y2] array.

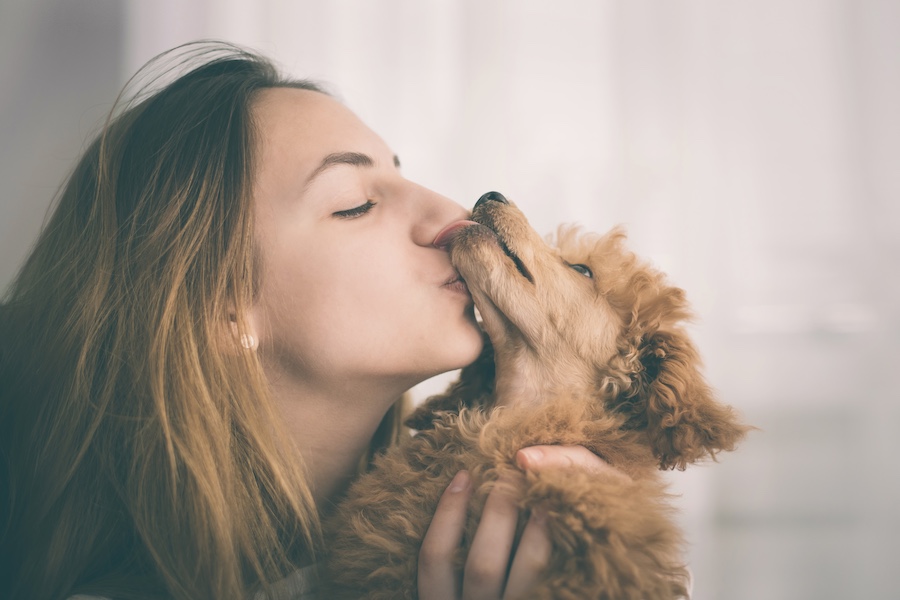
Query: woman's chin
[[452, 320, 486, 367]]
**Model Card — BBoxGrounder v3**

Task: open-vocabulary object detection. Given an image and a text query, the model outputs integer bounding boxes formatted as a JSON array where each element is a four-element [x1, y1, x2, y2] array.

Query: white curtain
[[2, 1, 898, 598]]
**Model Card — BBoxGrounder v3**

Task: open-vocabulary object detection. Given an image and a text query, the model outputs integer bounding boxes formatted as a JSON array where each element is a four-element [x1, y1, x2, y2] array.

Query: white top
[[67, 563, 321, 600]]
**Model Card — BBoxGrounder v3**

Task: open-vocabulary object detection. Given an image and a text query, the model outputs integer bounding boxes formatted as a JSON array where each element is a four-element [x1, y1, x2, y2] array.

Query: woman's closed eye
[[333, 200, 377, 219]]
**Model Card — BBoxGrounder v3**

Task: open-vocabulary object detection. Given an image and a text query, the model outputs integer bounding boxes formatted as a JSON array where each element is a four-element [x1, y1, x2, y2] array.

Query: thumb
[[516, 445, 629, 480]]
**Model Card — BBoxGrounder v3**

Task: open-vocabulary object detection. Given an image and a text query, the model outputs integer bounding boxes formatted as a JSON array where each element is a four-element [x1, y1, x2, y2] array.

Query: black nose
[[474, 191, 509, 209]]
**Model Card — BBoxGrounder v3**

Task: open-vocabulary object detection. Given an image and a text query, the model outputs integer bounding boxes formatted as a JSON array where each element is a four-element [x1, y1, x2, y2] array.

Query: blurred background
[[1, 0, 897, 598]]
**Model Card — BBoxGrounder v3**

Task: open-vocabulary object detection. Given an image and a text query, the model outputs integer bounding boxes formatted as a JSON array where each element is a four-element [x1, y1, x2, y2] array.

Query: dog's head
[[436, 192, 622, 389], [425, 191, 747, 469]]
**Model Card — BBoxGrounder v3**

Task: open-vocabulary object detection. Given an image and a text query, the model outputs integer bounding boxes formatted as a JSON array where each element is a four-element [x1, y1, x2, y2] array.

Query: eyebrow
[[305, 151, 402, 187]]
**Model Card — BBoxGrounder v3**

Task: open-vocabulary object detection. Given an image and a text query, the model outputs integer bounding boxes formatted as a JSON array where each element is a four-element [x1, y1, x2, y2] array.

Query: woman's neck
[[263, 366, 412, 508]]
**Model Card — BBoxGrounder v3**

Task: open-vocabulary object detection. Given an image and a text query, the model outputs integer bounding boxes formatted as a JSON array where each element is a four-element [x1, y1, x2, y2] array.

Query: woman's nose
[[409, 185, 471, 248]]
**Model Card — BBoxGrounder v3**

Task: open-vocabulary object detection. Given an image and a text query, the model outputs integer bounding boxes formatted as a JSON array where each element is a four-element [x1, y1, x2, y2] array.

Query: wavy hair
[[0, 42, 404, 600]]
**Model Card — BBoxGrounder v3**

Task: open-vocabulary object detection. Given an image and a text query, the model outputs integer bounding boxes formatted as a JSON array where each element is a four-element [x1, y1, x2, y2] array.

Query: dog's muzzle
[[474, 190, 509, 209]]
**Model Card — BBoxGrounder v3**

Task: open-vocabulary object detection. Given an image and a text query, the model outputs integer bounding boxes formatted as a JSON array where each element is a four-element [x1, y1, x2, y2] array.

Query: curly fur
[[323, 197, 749, 599]]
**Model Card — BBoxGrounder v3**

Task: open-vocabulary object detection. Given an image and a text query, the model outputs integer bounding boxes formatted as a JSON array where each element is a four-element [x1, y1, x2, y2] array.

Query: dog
[[323, 191, 748, 599]]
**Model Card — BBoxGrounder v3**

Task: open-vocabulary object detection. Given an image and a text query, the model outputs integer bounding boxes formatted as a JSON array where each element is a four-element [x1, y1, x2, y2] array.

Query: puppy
[[323, 191, 748, 599]]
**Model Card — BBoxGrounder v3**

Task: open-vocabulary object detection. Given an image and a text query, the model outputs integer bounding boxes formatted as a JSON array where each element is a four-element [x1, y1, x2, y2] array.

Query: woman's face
[[249, 88, 482, 396]]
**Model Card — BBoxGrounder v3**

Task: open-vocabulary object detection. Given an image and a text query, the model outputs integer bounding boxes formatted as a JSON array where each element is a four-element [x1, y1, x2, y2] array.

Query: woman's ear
[[229, 321, 258, 351], [626, 329, 749, 470], [225, 308, 262, 353], [404, 331, 496, 430]]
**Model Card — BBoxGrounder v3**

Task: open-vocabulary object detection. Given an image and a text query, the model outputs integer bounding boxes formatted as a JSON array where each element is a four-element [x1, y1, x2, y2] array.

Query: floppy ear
[[404, 331, 496, 431], [627, 328, 749, 470]]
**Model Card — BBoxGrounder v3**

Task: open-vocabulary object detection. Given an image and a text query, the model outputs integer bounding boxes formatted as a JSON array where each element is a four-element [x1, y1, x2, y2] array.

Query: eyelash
[[333, 200, 377, 219]]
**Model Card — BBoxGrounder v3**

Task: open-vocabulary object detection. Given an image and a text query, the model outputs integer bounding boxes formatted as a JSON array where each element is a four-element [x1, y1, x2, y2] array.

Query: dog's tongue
[[433, 220, 478, 249]]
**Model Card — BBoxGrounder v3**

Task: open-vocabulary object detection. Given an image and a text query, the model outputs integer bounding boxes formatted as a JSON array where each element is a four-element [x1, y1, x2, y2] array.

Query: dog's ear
[[404, 332, 496, 430], [620, 328, 749, 470]]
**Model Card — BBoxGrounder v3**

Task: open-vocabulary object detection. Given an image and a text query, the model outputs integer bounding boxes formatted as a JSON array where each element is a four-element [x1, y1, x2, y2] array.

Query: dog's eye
[[569, 263, 593, 278]]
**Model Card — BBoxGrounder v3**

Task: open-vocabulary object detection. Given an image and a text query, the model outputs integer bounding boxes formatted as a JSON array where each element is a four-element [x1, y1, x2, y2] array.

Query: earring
[[240, 334, 257, 350]]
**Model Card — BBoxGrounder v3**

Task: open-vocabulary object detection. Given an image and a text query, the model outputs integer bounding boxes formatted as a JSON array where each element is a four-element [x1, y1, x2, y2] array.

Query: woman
[[0, 42, 610, 600]]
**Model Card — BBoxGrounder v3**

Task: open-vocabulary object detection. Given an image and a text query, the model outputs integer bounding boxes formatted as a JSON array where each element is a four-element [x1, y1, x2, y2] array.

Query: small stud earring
[[240, 334, 257, 350]]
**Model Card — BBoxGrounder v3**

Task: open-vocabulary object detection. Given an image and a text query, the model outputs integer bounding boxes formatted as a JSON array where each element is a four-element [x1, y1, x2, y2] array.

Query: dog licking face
[[324, 192, 749, 599], [428, 191, 745, 470], [436, 191, 623, 413]]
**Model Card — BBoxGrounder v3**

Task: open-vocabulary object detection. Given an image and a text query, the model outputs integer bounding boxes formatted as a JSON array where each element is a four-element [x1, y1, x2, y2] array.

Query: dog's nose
[[474, 191, 509, 209]]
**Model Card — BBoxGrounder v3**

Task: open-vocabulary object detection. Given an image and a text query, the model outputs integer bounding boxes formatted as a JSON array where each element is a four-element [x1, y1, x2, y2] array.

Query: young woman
[[0, 42, 610, 600]]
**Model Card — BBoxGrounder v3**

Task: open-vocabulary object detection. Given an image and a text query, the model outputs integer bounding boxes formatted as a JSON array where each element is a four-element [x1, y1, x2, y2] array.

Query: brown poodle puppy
[[323, 191, 748, 599]]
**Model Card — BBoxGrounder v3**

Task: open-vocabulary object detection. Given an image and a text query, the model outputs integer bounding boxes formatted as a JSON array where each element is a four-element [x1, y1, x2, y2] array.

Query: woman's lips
[[444, 277, 470, 296], [442, 272, 470, 296], [433, 220, 478, 249]]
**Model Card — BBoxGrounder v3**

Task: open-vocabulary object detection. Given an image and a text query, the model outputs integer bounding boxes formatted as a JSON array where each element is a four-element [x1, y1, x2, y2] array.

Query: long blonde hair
[[0, 42, 403, 600]]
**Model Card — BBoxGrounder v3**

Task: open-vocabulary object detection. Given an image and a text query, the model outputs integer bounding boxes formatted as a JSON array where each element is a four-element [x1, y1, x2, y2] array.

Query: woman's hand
[[417, 445, 618, 600]]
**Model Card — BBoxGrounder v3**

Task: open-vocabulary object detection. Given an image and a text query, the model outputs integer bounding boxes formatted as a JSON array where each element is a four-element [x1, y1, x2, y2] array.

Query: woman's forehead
[[250, 87, 394, 206], [253, 87, 362, 138], [252, 88, 391, 176]]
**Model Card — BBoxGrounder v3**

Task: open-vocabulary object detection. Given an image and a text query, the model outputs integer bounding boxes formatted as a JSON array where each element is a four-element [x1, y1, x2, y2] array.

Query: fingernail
[[517, 447, 543, 469], [448, 470, 470, 493]]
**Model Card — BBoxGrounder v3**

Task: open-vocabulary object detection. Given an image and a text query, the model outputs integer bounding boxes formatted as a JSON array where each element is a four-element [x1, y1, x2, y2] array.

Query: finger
[[503, 510, 551, 600], [462, 475, 520, 600], [516, 445, 629, 481], [418, 470, 473, 600]]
